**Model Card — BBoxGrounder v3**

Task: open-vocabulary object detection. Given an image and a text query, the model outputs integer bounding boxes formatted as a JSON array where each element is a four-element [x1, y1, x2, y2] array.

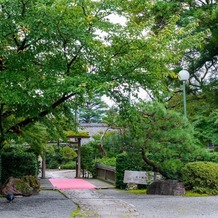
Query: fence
[[95, 163, 116, 185]]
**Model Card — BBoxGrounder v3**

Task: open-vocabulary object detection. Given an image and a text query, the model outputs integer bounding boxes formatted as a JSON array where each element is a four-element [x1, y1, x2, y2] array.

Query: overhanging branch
[[6, 92, 76, 134], [141, 148, 170, 179]]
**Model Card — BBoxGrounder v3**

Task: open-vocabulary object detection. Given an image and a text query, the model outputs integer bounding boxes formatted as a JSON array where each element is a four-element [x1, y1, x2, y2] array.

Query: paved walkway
[[44, 170, 218, 218], [1, 170, 218, 218]]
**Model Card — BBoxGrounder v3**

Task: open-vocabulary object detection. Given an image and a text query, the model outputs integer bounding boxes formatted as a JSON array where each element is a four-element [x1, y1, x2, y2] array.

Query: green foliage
[[0, 0, 206, 152], [116, 153, 129, 189], [193, 109, 218, 145], [182, 162, 218, 195], [20, 123, 48, 157], [45, 145, 77, 169], [97, 157, 116, 167], [1, 146, 39, 184], [61, 146, 77, 163], [119, 101, 217, 180], [184, 191, 209, 197], [125, 189, 146, 194], [79, 94, 109, 123], [60, 161, 76, 170], [165, 1, 218, 122], [81, 144, 96, 177]]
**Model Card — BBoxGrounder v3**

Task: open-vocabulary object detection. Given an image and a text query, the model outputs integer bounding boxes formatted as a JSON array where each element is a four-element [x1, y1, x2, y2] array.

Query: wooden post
[[41, 157, 46, 179], [76, 138, 81, 178]]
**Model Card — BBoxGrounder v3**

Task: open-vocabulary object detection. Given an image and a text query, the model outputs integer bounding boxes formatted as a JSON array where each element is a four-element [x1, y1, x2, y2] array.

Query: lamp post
[[178, 70, 190, 118]]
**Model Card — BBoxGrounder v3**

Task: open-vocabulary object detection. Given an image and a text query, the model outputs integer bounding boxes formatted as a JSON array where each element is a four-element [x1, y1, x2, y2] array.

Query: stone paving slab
[[62, 189, 139, 218]]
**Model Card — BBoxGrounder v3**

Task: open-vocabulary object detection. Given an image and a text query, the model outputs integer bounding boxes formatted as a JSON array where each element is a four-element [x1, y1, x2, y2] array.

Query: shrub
[[97, 157, 116, 167], [61, 146, 77, 163], [1, 146, 39, 184], [47, 159, 59, 169], [45, 145, 77, 169], [81, 144, 96, 177], [182, 161, 218, 195], [60, 161, 76, 169]]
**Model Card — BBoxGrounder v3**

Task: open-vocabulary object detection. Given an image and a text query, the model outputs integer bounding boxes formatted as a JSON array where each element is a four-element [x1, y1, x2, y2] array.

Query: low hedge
[[1, 147, 39, 184], [182, 161, 218, 195]]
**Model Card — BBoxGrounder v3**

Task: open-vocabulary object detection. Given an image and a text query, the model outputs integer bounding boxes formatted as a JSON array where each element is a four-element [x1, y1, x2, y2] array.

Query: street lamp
[[178, 70, 190, 118]]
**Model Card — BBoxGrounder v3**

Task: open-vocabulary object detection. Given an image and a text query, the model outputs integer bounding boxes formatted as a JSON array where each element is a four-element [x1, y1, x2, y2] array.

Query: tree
[[151, 1, 218, 108], [193, 109, 218, 146], [79, 94, 109, 123], [144, 1, 218, 144], [0, 0, 206, 152], [119, 101, 218, 180]]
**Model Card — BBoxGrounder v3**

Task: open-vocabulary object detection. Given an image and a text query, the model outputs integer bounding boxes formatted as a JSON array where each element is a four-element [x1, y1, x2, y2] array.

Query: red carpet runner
[[49, 178, 96, 190]]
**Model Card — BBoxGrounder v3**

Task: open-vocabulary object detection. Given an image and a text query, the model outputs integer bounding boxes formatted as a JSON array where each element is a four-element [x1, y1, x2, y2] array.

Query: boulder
[[22, 175, 40, 194], [147, 180, 185, 195], [1, 177, 33, 196]]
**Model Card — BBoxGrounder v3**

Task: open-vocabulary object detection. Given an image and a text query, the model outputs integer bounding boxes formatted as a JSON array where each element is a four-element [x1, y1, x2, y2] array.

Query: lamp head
[[178, 70, 190, 81]]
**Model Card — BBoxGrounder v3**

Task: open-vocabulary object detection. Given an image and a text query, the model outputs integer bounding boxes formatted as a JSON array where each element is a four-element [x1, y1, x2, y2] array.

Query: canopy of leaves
[[193, 109, 218, 145], [0, 0, 208, 151]]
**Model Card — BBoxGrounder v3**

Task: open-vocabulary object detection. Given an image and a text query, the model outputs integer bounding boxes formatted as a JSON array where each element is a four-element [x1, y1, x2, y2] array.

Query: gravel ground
[[97, 189, 218, 218], [0, 190, 77, 218]]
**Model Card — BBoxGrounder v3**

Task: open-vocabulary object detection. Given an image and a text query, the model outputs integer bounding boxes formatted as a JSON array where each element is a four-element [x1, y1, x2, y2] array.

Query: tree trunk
[[41, 157, 46, 179], [0, 154, 2, 185], [141, 148, 170, 179]]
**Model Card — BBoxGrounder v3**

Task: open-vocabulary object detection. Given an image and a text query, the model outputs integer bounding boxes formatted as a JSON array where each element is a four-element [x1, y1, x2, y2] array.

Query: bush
[[45, 145, 77, 169], [182, 161, 218, 195], [81, 144, 96, 177], [60, 161, 76, 169], [1, 146, 39, 184], [97, 157, 116, 167]]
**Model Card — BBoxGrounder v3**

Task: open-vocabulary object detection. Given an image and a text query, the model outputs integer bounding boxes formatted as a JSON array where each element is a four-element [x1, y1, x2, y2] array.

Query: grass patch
[[184, 191, 210, 197], [71, 208, 81, 217], [125, 189, 147, 194], [123, 189, 212, 196]]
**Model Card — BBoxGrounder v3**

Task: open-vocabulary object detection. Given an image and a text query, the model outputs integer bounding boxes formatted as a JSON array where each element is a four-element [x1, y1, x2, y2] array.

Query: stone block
[[146, 180, 185, 195]]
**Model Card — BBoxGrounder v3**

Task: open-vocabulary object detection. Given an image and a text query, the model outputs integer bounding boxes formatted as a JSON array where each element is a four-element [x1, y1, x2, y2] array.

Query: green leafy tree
[[79, 94, 109, 123], [119, 101, 218, 180], [147, 1, 218, 147], [0, 0, 207, 152]]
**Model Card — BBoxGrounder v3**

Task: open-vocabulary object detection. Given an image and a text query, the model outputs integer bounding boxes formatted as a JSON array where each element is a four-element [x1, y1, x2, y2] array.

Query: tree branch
[[141, 148, 170, 179], [6, 92, 76, 134]]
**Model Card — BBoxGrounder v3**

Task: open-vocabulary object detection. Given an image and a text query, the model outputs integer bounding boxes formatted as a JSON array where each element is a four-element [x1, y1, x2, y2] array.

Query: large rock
[[22, 175, 40, 194], [1, 177, 33, 196], [147, 180, 185, 195]]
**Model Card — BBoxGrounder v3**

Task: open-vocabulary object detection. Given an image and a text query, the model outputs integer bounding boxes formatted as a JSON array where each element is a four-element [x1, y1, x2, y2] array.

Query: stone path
[[62, 189, 139, 218]]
